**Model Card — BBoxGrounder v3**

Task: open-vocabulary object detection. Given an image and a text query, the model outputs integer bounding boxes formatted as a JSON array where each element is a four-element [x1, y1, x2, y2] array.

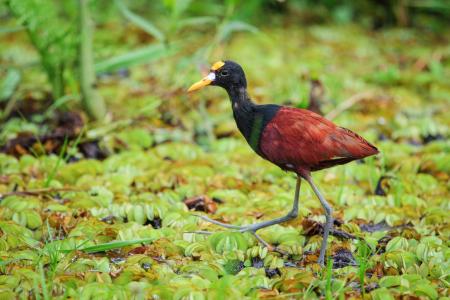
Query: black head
[[211, 60, 247, 89], [188, 60, 247, 93]]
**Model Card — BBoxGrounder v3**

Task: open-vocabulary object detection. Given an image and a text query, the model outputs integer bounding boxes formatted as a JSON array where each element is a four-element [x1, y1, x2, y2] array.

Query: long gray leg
[[304, 174, 333, 266], [242, 176, 301, 232], [194, 177, 302, 241]]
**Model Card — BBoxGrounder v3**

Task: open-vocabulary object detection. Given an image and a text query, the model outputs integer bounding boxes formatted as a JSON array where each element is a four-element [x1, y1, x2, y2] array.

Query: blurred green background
[[1, 0, 450, 118]]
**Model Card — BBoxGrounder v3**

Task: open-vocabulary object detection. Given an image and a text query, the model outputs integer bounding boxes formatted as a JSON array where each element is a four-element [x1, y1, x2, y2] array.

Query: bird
[[188, 60, 378, 265]]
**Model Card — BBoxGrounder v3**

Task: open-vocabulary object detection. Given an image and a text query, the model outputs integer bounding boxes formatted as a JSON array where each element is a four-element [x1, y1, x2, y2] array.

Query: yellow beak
[[188, 72, 215, 92]]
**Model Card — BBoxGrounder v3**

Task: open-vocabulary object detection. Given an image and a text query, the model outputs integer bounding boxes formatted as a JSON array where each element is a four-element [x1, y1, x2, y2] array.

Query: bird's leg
[[239, 177, 301, 232], [304, 174, 333, 266], [194, 177, 302, 248]]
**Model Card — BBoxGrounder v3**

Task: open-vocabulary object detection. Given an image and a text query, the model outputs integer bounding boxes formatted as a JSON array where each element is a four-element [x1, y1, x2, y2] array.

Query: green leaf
[[178, 16, 218, 27], [95, 44, 178, 73], [164, 0, 192, 17], [385, 237, 409, 252], [7, 0, 77, 99], [223, 259, 243, 275], [209, 232, 248, 254], [414, 283, 438, 300], [116, 128, 154, 150], [89, 186, 114, 208], [115, 0, 165, 42], [371, 287, 395, 300], [24, 210, 43, 229], [379, 276, 401, 288], [0, 68, 21, 102], [217, 20, 259, 42]]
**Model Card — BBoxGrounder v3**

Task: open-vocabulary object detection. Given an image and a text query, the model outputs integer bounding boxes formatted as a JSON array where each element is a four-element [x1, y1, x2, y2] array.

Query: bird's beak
[[188, 72, 215, 92]]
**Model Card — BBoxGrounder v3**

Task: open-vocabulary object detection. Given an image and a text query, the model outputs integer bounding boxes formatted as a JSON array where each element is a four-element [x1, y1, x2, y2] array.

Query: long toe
[[246, 230, 289, 255], [253, 232, 285, 254], [194, 214, 243, 229], [195, 216, 287, 255]]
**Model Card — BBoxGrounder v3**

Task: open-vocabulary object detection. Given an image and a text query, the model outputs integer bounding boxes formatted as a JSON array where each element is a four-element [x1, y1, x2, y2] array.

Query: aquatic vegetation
[[0, 1, 449, 298]]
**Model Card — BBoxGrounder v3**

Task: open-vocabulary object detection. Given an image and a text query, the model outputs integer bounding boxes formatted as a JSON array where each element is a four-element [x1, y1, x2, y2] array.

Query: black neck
[[224, 84, 281, 154], [226, 85, 252, 107], [225, 85, 256, 142]]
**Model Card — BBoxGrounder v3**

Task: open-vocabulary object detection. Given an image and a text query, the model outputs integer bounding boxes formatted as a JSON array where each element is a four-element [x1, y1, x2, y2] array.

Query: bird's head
[[188, 60, 247, 93]]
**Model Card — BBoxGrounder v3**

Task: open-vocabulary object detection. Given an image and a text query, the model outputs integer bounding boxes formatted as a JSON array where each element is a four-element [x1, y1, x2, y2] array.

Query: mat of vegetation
[[0, 2, 449, 299]]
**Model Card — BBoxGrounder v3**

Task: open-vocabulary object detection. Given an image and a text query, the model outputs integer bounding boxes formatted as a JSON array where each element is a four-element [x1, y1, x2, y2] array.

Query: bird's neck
[[226, 85, 254, 111], [225, 85, 258, 148]]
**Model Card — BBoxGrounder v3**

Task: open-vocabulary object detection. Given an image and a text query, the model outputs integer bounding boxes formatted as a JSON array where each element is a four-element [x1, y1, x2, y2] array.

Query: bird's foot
[[317, 256, 325, 267], [193, 214, 288, 255]]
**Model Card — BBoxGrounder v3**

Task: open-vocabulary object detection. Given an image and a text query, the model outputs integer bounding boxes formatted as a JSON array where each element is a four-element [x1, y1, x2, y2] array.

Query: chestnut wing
[[259, 107, 378, 172]]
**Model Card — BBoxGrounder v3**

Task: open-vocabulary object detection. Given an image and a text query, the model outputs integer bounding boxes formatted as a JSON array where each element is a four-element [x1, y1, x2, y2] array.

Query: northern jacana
[[188, 61, 378, 265]]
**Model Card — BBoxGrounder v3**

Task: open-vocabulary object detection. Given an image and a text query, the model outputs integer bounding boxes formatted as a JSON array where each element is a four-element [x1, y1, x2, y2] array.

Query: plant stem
[[44, 136, 69, 188], [325, 258, 333, 300], [38, 262, 50, 300], [79, 0, 106, 120]]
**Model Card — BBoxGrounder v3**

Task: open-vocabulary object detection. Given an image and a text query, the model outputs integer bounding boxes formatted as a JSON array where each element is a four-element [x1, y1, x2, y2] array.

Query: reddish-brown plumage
[[260, 107, 378, 174]]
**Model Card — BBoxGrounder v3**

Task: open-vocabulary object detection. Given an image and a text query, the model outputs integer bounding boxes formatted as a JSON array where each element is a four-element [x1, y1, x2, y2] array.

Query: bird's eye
[[220, 70, 229, 76]]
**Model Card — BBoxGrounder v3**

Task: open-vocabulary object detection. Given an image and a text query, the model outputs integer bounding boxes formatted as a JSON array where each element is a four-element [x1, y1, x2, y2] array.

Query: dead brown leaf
[[184, 195, 217, 213]]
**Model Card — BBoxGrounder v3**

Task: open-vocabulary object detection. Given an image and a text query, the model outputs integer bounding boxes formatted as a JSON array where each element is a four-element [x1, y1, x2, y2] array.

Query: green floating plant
[[208, 232, 249, 254], [1, 195, 41, 211], [11, 210, 42, 230], [91, 202, 168, 225], [379, 274, 439, 299], [0, 9, 449, 299], [184, 241, 208, 257]]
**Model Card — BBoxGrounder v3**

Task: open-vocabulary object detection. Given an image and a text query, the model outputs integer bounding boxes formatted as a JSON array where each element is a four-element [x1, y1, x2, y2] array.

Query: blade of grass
[[44, 220, 61, 274], [38, 261, 49, 300], [44, 94, 79, 118], [64, 126, 85, 161], [356, 240, 371, 297], [46, 220, 54, 243], [114, 0, 165, 42], [74, 238, 155, 254], [14, 110, 45, 158], [178, 16, 218, 27], [37, 125, 83, 190], [325, 258, 333, 300], [216, 20, 259, 43], [33, 277, 42, 300], [95, 43, 179, 73], [336, 168, 347, 206], [44, 135, 68, 188], [49, 238, 91, 255]]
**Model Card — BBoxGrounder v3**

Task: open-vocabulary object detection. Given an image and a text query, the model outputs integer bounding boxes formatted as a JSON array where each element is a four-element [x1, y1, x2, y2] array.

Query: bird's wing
[[259, 107, 378, 172]]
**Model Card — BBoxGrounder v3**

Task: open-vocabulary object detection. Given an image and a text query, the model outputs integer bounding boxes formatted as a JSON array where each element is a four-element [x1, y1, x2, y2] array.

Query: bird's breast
[[233, 104, 281, 155]]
